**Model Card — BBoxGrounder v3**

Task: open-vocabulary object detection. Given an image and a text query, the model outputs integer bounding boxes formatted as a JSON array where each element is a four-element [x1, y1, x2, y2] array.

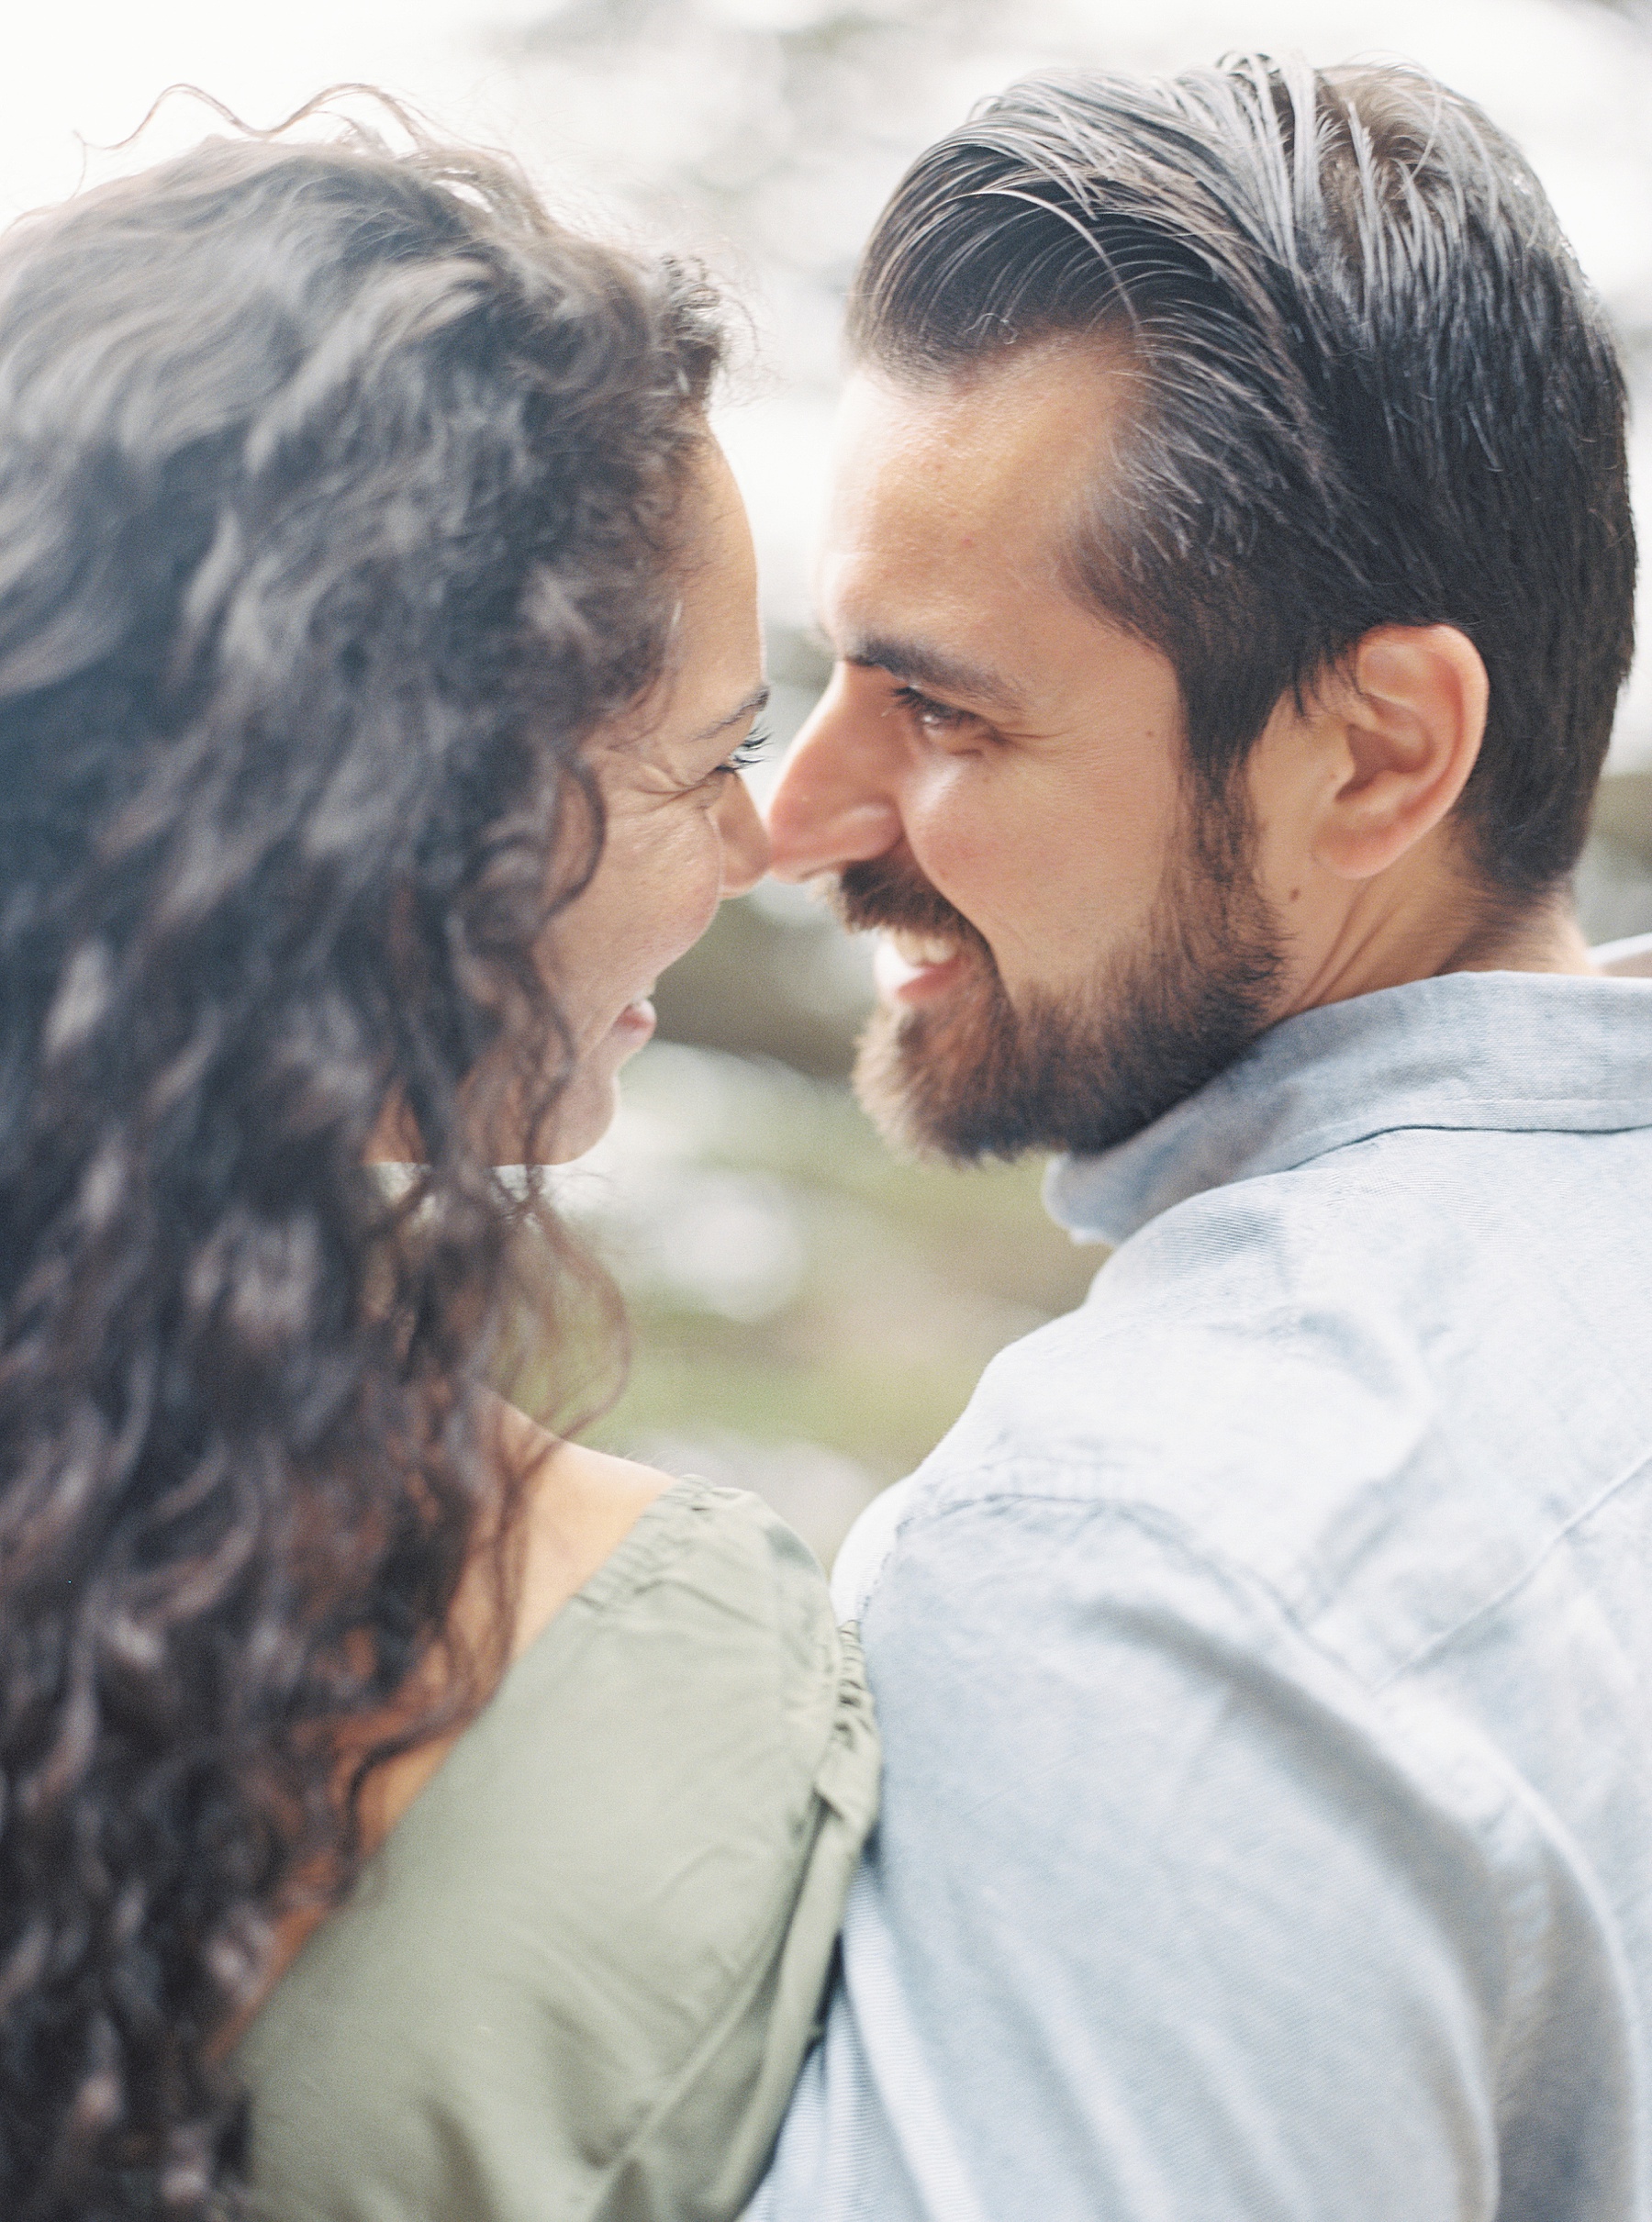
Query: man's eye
[[891, 684, 974, 736]]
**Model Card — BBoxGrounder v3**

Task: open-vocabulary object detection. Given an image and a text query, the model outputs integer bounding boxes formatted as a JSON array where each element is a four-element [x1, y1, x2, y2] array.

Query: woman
[[0, 108, 876, 2222]]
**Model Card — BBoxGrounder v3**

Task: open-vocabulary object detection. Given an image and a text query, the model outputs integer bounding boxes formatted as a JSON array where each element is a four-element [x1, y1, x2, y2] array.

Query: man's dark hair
[[848, 55, 1635, 899]]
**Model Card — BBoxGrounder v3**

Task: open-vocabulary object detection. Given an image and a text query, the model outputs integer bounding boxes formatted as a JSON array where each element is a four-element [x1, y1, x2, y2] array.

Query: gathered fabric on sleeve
[[237, 1479, 879, 2222]]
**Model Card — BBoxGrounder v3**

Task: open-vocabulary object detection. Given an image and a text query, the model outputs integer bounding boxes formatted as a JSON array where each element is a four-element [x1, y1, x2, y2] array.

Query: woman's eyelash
[[727, 723, 774, 770]]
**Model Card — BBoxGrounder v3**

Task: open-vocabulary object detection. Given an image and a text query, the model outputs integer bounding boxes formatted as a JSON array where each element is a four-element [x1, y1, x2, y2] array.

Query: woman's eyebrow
[[689, 685, 771, 744]]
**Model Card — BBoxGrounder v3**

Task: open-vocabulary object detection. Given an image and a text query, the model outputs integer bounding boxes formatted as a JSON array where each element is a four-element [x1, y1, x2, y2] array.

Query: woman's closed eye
[[720, 723, 774, 775]]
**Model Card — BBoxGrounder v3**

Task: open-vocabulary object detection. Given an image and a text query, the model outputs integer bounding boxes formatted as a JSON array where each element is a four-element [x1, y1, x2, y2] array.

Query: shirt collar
[[1044, 969, 1652, 1249]]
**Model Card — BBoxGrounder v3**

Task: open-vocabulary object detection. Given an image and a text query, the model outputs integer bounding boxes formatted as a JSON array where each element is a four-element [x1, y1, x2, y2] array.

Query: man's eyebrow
[[842, 633, 1022, 715], [687, 684, 770, 745]]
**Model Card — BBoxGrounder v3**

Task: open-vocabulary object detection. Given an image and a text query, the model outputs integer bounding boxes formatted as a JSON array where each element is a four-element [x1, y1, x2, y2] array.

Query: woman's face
[[545, 440, 770, 1159]]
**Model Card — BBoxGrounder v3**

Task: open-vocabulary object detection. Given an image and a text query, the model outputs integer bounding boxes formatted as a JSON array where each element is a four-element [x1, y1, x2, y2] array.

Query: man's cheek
[[904, 801, 1019, 910]]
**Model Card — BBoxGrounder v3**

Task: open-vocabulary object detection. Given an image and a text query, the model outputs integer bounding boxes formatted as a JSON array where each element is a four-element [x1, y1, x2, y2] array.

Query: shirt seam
[[879, 1454, 1652, 1705], [1376, 1444, 1652, 1692], [1055, 1108, 1652, 1243], [1265, 1106, 1652, 1175], [870, 1470, 1557, 2065], [867, 1467, 1372, 1695]]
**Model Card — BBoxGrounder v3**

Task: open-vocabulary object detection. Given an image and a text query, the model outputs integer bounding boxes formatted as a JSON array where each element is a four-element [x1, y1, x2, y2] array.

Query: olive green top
[[237, 1479, 879, 2222]]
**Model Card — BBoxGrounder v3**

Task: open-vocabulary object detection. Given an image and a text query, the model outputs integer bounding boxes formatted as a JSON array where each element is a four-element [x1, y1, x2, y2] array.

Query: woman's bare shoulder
[[486, 1399, 676, 1664], [344, 1413, 678, 1855]]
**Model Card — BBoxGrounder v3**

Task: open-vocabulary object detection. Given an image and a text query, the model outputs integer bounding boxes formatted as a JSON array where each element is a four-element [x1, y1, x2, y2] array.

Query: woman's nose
[[764, 676, 904, 883], [718, 769, 771, 899]]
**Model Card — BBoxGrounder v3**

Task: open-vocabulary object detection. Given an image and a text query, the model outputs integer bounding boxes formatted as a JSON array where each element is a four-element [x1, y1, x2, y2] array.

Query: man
[[749, 54, 1648, 2222]]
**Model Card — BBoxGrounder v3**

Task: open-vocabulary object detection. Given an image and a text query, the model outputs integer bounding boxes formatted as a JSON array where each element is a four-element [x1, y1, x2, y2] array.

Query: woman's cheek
[[657, 823, 728, 966]]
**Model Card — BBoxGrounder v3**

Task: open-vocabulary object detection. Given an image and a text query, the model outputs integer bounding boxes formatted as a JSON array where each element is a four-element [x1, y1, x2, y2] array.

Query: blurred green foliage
[[586, 1042, 1099, 1480], [526, 1041, 1098, 1560]]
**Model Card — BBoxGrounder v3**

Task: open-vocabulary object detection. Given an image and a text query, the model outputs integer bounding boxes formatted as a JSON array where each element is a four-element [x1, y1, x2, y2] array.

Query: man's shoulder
[[853, 1133, 1652, 1687], [902, 1146, 1429, 1522]]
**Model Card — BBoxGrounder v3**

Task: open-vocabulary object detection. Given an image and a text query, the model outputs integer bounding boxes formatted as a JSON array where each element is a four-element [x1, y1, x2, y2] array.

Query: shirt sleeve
[[750, 1486, 1517, 2222]]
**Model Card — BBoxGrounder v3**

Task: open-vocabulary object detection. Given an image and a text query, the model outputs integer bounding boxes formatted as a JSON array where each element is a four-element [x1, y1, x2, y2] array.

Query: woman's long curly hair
[[0, 101, 721, 2220]]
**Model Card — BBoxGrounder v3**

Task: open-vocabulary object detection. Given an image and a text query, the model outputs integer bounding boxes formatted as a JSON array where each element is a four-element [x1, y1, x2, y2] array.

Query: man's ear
[[1310, 624, 1489, 882]]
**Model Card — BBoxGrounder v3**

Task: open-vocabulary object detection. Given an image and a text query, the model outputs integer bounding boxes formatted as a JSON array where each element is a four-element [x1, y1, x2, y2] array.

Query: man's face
[[765, 344, 1284, 1161]]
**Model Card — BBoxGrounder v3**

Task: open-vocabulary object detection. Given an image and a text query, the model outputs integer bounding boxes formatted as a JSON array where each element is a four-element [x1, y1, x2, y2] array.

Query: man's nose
[[765, 672, 903, 884]]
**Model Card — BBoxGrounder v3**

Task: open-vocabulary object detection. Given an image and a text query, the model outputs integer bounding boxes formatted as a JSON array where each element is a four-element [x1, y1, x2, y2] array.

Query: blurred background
[[8, 0, 1650, 1562]]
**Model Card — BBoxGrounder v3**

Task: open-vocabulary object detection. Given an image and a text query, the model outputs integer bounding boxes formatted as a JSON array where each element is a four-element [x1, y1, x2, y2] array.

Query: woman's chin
[[538, 1074, 619, 1165], [548, 1019, 653, 1160]]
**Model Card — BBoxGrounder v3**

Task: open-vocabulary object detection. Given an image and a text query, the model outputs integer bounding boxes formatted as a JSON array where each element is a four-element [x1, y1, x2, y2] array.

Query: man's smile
[[873, 928, 968, 1005]]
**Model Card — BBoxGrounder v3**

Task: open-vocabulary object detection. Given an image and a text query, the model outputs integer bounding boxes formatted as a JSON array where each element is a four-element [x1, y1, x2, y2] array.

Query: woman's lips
[[610, 997, 657, 1046], [873, 929, 967, 1006]]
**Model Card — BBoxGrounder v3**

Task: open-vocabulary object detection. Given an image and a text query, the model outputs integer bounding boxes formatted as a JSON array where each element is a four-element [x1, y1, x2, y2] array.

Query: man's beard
[[832, 783, 1286, 1164]]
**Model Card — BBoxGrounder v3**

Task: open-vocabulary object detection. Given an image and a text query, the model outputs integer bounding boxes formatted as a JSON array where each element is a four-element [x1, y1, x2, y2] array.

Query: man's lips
[[611, 997, 657, 1044], [873, 929, 968, 1006]]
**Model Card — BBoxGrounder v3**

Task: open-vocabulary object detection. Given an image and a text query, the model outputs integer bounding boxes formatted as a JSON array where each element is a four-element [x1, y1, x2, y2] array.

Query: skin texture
[[765, 348, 1595, 1155], [547, 438, 772, 1160], [365, 437, 769, 1167]]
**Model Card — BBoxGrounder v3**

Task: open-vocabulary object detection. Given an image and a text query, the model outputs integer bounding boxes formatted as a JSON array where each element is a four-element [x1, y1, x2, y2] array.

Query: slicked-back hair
[[849, 56, 1636, 899], [0, 107, 720, 2221]]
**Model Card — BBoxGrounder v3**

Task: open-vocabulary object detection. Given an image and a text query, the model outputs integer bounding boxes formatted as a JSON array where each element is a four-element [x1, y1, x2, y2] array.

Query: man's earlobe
[[1312, 625, 1489, 882]]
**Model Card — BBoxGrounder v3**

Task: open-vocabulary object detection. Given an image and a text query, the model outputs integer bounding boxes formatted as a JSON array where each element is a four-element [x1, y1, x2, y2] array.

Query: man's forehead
[[832, 349, 1126, 532], [840, 346, 1124, 491]]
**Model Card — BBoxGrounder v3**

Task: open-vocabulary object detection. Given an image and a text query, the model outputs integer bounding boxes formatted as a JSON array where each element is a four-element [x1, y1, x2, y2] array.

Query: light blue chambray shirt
[[752, 964, 1652, 2222]]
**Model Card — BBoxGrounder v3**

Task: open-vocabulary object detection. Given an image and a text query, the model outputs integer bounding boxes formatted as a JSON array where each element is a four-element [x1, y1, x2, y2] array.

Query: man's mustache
[[828, 857, 986, 950]]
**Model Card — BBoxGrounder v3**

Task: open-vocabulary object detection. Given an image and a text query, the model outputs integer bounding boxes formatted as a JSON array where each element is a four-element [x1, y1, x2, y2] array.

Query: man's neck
[[1283, 843, 1595, 1021], [1455, 901, 1597, 977]]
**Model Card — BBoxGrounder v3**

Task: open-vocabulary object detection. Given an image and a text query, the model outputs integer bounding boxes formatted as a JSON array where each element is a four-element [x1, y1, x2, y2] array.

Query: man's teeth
[[873, 928, 964, 999], [885, 930, 959, 967]]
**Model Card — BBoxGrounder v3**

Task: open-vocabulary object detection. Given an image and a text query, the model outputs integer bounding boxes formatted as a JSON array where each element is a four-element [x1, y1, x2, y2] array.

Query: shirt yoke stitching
[[886, 1472, 1383, 1698], [1375, 1444, 1652, 1692], [883, 1476, 1560, 2047]]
